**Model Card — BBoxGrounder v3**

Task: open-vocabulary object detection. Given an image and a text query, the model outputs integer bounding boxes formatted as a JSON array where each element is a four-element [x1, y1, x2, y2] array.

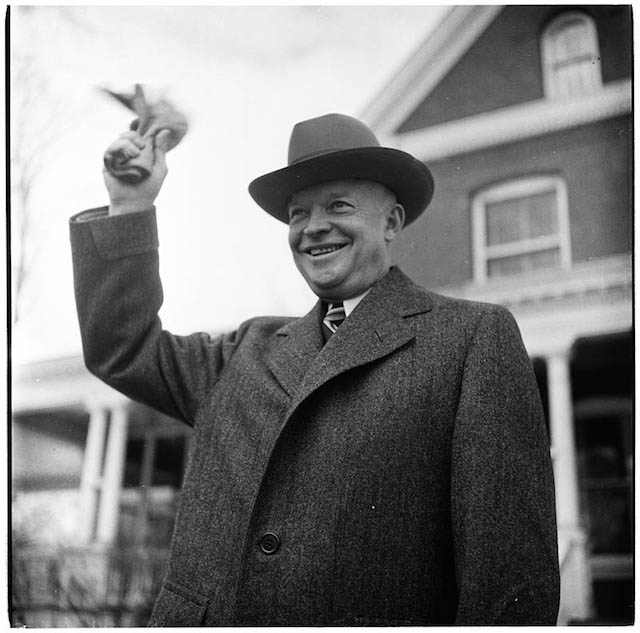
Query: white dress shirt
[[343, 288, 371, 317]]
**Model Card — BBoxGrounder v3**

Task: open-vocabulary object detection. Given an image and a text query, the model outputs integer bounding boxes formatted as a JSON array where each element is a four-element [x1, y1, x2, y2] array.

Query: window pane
[[486, 190, 558, 246], [555, 20, 590, 61], [123, 438, 143, 487], [528, 190, 559, 236], [124, 436, 187, 488], [576, 411, 633, 555], [153, 437, 186, 487], [488, 248, 560, 277], [582, 485, 631, 554]]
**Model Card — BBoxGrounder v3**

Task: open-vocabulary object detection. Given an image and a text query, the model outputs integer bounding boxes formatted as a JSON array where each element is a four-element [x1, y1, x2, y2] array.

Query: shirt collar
[[343, 288, 371, 317]]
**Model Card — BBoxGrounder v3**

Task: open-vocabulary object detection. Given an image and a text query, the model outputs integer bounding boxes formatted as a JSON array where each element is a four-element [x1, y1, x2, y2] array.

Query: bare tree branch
[[10, 7, 88, 325]]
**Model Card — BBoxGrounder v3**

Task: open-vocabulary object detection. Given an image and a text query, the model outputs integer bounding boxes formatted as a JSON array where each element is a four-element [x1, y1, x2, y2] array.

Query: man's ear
[[384, 204, 405, 242]]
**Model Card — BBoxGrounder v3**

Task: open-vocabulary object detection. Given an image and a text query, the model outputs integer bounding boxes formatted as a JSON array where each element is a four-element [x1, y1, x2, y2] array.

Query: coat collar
[[267, 267, 433, 409]]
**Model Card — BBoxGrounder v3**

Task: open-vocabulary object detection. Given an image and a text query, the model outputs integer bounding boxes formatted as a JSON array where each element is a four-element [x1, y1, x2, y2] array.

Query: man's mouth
[[305, 244, 347, 257]]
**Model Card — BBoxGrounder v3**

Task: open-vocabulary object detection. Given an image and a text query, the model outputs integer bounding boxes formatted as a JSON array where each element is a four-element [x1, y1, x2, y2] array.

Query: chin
[[302, 276, 339, 300], [303, 269, 341, 290], [309, 281, 340, 299]]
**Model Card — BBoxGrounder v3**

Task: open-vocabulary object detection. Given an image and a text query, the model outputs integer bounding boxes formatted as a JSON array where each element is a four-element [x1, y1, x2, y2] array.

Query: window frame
[[541, 11, 602, 100], [472, 176, 572, 284]]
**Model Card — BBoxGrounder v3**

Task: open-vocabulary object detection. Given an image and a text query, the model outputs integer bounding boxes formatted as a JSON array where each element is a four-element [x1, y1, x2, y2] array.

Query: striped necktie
[[322, 302, 346, 341]]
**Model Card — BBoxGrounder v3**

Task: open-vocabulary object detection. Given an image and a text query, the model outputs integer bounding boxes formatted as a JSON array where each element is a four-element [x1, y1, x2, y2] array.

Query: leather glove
[[102, 84, 188, 184]]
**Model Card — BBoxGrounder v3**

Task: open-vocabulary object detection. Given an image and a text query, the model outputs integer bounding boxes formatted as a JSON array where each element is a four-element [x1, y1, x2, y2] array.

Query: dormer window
[[541, 12, 602, 99]]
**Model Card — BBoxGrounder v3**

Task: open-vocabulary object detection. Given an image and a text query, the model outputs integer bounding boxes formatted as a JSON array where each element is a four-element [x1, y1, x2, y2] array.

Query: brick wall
[[398, 6, 632, 133], [392, 114, 631, 289]]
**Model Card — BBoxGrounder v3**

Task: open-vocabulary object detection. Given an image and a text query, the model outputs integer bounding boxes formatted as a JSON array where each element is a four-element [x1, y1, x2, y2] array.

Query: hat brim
[[248, 147, 434, 226]]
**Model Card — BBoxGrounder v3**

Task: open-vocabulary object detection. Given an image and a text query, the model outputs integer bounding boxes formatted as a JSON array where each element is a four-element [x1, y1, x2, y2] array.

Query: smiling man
[[288, 179, 403, 301], [70, 113, 560, 626]]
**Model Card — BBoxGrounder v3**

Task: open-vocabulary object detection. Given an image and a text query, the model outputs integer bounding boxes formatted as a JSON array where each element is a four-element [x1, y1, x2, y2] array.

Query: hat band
[[290, 145, 378, 166]]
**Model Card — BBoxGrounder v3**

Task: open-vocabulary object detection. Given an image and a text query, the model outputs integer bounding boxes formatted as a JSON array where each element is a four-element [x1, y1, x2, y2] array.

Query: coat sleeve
[[69, 207, 243, 426], [451, 304, 560, 625]]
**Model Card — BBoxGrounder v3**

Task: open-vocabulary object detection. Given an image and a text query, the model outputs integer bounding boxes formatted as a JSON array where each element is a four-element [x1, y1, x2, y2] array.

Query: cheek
[[356, 230, 383, 254], [288, 228, 299, 250]]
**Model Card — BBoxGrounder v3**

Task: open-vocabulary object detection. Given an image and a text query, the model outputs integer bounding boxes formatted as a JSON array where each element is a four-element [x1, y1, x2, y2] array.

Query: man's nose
[[302, 208, 331, 236]]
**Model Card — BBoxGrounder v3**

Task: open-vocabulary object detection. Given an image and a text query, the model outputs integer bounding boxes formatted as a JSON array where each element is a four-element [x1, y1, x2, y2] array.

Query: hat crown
[[288, 113, 380, 166]]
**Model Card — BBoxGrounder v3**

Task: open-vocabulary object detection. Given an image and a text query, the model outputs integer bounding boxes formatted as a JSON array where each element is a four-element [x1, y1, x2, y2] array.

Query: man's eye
[[288, 208, 305, 220], [330, 200, 352, 211]]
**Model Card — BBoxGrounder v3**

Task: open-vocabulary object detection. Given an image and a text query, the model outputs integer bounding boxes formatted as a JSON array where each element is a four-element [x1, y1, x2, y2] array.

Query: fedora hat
[[248, 113, 434, 226]]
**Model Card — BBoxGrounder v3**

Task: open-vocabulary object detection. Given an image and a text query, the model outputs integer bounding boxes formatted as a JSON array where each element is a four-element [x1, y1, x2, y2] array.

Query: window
[[120, 431, 191, 546], [472, 176, 571, 282], [541, 12, 602, 99]]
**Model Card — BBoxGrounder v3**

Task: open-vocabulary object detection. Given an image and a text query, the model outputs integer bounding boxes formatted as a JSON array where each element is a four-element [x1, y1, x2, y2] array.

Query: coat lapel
[[266, 301, 324, 398], [269, 267, 434, 414]]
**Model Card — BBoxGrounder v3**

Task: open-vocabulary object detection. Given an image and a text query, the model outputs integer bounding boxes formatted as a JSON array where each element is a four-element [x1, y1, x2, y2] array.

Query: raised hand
[[103, 128, 171, 215]]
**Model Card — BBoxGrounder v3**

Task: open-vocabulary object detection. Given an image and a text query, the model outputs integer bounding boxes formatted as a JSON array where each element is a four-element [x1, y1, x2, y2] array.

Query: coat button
[[258, 532, 281, 555]]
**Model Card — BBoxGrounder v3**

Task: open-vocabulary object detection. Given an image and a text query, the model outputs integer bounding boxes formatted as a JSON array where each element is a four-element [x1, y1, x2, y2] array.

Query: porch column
[[134, 430, 157, 543], [79, 406, 108, 542], [547, 350, 580, 528], [546, 348, 592, 623], [96, 403, 129, 544]]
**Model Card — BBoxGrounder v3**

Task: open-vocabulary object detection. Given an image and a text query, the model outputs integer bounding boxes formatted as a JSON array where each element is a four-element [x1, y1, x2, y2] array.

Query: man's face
[[287, 179, 404, 301]]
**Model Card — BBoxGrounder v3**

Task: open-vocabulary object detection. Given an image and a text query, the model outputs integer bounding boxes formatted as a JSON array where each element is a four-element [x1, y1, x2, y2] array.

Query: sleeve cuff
[[69, 206, 159, 260]]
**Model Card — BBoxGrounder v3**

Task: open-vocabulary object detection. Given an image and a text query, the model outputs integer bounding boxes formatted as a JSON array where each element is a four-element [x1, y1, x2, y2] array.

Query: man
[[70, 113, 560, 626]]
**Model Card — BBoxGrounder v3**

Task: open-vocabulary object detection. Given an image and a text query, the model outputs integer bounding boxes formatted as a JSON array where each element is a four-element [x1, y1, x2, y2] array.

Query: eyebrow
[[288, 191, 354, 207]]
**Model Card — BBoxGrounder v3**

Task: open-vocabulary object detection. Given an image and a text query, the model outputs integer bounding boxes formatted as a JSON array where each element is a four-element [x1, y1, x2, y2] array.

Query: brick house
[[362, 5, 632, 624]]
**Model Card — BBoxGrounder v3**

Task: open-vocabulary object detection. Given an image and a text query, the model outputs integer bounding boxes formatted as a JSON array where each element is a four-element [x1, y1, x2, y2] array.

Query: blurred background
[[10, 5, 632, 627]]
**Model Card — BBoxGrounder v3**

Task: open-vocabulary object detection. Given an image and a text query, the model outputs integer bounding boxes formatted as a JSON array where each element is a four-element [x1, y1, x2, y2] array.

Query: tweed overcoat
[[70, 207, 560, 626]]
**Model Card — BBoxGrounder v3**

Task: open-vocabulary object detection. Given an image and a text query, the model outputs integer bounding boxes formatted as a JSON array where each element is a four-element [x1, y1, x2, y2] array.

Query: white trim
[[361, 6, 502, 133], [389, 79, 631, 162], [541, 11, 602, 100], [556, 179, 573, 272], [435, 253, 630, 312], [472, 176, 572, 284], [79, 407, 108, 543], [547, 350, 581, 532], [486, 234, 562, 259], [472, 191, 487, 283], [12, 370, 129, 413], [96, 405, 129, 544], [433, 254, 631, 359]]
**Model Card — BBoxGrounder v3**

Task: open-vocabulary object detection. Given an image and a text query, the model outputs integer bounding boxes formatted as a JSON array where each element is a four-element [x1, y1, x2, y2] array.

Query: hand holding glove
[[101, 84, 188, 215]]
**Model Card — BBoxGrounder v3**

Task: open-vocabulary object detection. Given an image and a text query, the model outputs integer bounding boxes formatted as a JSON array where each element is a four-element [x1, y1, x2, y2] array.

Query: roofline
[[361, 5, 503, 133], [389, 78, 631, 163]]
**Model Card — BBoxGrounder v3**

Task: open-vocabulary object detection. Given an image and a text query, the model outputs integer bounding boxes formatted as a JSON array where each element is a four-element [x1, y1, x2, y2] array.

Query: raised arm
[[70, 130, 234, 425]]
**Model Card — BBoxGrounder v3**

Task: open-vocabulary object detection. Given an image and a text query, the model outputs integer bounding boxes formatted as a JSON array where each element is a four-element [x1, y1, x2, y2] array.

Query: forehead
[[288, 179, 383, 206]]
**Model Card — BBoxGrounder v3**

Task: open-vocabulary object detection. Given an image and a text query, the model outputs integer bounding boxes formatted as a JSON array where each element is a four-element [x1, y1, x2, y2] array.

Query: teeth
[[309, 245, 344, 256]]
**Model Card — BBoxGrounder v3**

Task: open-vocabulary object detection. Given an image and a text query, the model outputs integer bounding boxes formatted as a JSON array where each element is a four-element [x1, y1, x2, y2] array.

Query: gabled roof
[[361, 5, 631, 162], [361, 6, 502, 134]]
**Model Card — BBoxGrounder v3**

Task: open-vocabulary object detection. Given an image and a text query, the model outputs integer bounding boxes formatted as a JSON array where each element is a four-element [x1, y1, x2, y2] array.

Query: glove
[[102, 84, 188, 184]]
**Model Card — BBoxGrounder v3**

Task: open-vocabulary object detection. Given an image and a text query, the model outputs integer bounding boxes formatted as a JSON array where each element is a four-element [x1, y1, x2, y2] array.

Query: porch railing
[[11, 545, 170, 627]]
